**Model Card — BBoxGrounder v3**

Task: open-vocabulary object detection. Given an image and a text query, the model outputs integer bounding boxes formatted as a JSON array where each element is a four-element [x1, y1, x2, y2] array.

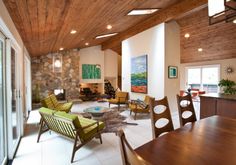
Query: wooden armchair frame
[[37, 112, 103, 163]]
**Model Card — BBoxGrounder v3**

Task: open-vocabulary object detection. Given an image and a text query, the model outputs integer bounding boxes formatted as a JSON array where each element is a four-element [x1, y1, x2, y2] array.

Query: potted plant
[[32, 84, 41, 103], [218, 79, 236, 94]]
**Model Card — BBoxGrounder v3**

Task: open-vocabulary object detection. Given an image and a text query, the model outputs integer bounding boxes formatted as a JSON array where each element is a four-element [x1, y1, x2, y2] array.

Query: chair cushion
[[50, 94, 59, 107], [108, 98, 119, 104], [41, 97, 54, 109], [78, 117, 105, 141], [39, 107, 56, 115], [55, 102, 73, 113], [129, 104, 149, 112]]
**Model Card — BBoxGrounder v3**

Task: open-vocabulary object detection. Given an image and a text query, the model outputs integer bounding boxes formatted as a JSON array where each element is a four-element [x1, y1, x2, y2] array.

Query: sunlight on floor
[[13, 101, 199, 165]]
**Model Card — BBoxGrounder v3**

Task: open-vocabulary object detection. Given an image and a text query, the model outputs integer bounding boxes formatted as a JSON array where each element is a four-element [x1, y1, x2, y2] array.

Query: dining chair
[[118, 129, 150, 165], [176, 94, 197, 126], [149, 96, 174, 139]]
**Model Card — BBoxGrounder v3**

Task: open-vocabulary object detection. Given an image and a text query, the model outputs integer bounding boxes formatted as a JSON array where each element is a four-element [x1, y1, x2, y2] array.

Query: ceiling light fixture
[[85, 42, 89, 46], [198, 48, 203, 52], [70, 30, 77, 34], [127, 9, 159, 15], [95, 33, 118, 39], [59, 47, 64, 51], [106, 25, 112, 30], [233, 19, 236, 23], [208, 0, 236, 25], [184, 33, 190, 38]]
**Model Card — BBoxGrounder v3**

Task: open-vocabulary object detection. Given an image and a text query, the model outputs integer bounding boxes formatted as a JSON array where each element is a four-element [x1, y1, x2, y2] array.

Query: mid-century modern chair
[[118, 129, 150, 165], [176, 94, 197, 126], [149, 96, 174, 139], [41, 94, 73, 113], [108, 91, 129, 111], [129, 95, 151, 120]]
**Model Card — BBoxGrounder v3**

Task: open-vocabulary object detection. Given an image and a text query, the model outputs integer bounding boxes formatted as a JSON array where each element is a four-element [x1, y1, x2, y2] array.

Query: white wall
[[180, 58, 236, 90], [165, 21, 180, 112], [79, 46, 119, 93], [122, 21, 180, 112], [79, 46, 105, 84], [122, 23, 165, 100], [104, 49, 118, 88]]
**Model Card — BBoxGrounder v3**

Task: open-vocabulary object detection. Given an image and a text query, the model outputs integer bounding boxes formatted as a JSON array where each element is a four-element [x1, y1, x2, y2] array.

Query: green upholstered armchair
[[108, 91, 129, 111], [41, 94, 73, 113], [37, 107, 105, 163]]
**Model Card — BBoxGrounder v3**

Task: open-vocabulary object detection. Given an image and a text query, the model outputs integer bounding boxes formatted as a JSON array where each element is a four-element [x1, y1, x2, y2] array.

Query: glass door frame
[[6, 40, 22, 160], [185, 64, 221, 92], [0, 31, 7, 165]]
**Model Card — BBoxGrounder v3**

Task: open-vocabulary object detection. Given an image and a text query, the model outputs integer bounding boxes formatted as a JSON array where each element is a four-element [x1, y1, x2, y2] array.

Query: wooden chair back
[[176, 94, 197, 126], [149, 96, 174, 139], [39, 111, 77, 139], [118, 129, 150, 165]]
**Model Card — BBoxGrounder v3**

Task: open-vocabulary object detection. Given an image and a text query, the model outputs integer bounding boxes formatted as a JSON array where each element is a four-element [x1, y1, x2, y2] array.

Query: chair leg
[[134, 111, 137, 120], [109, 103, 110, 108], [118, 104, 120, 111], [37, 120, 43, 143], [99, 133, 103, 144], [71, 136, 80, 163], [130, 110, 132, 115]]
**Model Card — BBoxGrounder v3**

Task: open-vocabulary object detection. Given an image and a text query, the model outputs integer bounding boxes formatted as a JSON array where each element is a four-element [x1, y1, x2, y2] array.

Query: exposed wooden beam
[[101, 0, 208, 51]]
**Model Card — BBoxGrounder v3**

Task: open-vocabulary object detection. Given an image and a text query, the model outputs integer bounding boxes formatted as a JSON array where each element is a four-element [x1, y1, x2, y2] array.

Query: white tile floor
[[13, 101, 199, 165]]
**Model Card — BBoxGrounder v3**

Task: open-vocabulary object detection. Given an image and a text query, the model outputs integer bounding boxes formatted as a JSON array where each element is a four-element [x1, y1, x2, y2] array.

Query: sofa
[[41, 94, 73, 113], [37, 107, 105, 163]]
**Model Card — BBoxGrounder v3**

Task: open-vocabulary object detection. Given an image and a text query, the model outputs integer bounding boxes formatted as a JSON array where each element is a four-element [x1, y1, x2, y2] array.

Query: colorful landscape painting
[[131, 55, 147, 93], [82, 64, 101, 79]]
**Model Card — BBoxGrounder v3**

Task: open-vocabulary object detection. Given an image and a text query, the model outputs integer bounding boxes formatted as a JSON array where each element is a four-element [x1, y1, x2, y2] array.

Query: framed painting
[[131, 55, 147, 93], [82, 64, 101, 79], [168, 66, 178, 79]]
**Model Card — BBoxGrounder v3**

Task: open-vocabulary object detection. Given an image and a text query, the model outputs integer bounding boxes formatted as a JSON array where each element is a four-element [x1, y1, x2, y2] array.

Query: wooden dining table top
[[135, 116, 236, 165]]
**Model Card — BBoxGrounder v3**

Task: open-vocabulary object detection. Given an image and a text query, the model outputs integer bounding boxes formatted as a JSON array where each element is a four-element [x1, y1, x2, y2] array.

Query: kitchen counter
[[200, 93, 236, 119]]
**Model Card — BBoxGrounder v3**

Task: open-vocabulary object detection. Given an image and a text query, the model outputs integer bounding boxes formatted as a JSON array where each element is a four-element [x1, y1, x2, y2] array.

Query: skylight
[[95, 33, 118, 39], [127, 9, 159, 15]]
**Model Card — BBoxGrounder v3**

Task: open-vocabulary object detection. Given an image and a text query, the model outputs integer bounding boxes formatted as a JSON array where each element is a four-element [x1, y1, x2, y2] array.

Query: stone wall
[[31, 50, 80, 100]]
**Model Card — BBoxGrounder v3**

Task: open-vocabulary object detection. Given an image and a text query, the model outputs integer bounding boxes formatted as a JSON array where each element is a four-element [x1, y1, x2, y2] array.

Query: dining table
[[135, 116, 236, 165]]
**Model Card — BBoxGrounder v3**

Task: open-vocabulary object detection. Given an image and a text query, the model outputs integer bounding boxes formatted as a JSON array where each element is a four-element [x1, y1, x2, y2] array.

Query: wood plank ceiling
[[3, 0, 181, 57]]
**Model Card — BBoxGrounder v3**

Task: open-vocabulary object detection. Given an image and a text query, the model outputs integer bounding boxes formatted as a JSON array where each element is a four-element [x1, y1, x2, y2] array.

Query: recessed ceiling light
[[128, 9, 159, 15], [70, 30, 77, 34], [233, 19, 236, 24], [106, 25, 112, 30], [184, 33, 190, 38], [85, 42, 89, 46], [198, 48, 203, 52], [59, 47, 64, 51], [95, 33, 118, 39]]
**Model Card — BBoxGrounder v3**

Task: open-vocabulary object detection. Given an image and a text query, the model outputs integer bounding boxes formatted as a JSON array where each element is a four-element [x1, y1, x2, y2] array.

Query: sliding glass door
[[0, 32, 6, 164], [7, 46, 21, 159], [186, 65, 220, 93]]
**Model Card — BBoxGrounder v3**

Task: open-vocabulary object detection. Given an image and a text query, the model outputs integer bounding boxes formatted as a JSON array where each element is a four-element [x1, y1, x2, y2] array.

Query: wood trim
[[101, 0, 207, 51]]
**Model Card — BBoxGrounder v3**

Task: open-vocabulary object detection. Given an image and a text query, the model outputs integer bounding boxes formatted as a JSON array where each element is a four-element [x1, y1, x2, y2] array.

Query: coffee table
[[83, 106, 111, 119]]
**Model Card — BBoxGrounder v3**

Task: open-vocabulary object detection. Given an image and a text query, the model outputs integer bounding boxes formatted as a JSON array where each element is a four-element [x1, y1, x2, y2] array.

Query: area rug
[[77, 106, 129, 133]]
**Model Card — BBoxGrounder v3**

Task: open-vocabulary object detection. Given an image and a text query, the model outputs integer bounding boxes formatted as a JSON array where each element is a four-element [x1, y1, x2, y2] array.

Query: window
[[186, 65, 220, 93]]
